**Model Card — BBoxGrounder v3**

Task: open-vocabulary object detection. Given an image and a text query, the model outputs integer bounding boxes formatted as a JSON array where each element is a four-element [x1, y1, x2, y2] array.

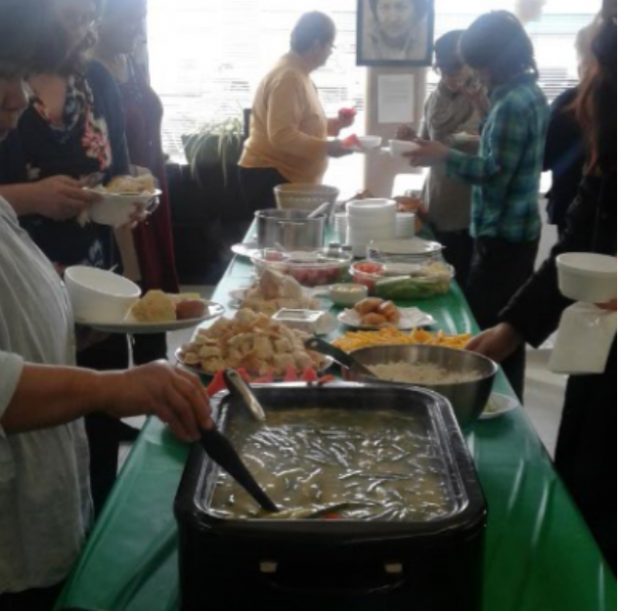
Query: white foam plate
[[75, 302, 226, 335], [369, 238, 443, 256], [339, 307, 436, 331], [480, 393, 520, 420]]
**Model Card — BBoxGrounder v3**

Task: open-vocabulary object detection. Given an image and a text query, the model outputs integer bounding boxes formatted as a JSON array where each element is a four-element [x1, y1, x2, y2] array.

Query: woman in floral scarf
[[0, 0, 137, 516]]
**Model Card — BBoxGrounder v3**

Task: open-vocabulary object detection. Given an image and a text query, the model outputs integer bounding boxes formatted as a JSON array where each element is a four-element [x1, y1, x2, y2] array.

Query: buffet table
[[55, 253, 617, 611]]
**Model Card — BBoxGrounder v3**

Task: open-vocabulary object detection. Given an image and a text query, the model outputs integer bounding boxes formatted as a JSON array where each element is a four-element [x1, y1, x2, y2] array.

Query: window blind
[[148, 0, 365, 162], [148, 0, 599, 161], [429, 1, 599, 99]]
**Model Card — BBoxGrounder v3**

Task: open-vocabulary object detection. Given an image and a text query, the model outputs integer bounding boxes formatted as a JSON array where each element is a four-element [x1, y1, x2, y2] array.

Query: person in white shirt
[[0, 1, 212, 607]]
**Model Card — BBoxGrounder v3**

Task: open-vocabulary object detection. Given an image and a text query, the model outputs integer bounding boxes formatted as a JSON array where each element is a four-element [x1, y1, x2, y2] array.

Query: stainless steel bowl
[[344, 345, 499, 429], [256, 209, 327, 250]]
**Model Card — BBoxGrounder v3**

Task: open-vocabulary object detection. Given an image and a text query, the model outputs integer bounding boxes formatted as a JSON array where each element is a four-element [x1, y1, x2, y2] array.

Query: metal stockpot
[[256, 209, 326, 250]]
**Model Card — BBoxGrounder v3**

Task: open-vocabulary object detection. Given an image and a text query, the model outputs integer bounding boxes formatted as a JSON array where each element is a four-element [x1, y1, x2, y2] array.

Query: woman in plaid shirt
[[408, 11, 550, 399]]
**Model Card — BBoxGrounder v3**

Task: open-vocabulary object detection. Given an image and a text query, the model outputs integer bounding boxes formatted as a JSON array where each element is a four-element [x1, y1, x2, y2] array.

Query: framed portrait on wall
[[357, 0, 435, 67]]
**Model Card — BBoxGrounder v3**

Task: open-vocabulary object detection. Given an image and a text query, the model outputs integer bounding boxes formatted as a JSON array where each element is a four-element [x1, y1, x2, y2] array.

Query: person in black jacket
[[544, 20, 600, 236], [468, 3, 617, 572]]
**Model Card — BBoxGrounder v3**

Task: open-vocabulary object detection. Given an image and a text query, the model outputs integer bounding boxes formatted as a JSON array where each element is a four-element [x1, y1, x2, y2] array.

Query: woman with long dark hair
[[468, 0, 617, 572]]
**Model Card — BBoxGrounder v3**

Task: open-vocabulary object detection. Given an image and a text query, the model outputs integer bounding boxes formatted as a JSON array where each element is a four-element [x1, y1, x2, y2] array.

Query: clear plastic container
[[253, 248, 353, 288], [351, 260, 455, 299]]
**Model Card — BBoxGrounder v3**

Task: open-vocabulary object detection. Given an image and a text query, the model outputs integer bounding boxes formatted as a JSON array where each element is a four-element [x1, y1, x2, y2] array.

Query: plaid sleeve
[[446, 99, 529, 186]]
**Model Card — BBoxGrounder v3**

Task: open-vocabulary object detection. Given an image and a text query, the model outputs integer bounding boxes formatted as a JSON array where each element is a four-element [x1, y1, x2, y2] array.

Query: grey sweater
[[0, 196, 91, 595], [421, 82, 481, 232]]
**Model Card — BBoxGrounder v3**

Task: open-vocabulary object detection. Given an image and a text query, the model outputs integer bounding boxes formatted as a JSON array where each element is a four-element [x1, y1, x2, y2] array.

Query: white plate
[[231, 242, 262, 259], [176, 351, 335, 380], [338, 307, 436, 331], [76, 302, 226, 335], [480, 393, 520, 420], [88, 189, 162, 227], [369, 238, 443, 257]]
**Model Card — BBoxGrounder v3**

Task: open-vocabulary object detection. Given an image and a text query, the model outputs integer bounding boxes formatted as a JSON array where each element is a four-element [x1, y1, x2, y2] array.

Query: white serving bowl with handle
[[88, 189, 162, 227]]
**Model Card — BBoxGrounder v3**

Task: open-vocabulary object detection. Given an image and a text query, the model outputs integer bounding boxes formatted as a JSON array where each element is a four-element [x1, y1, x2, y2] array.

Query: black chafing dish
[[175, 383, 487, 610]]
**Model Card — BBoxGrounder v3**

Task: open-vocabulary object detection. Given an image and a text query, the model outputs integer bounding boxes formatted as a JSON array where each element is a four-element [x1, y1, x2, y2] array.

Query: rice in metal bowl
[[370, 362, 481, 386]]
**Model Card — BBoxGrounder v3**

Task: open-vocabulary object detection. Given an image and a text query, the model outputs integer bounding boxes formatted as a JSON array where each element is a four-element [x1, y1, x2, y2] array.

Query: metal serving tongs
[[223, 368, 267, 422], [199, 370, 277, 512]]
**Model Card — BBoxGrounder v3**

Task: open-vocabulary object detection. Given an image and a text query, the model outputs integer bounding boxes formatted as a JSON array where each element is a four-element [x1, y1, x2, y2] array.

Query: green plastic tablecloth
[[56, 255, 616, 611]]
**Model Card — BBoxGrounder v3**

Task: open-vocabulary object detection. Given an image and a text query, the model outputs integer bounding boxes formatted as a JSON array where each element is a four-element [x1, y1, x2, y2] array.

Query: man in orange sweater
[[239, 11, 354, 213]]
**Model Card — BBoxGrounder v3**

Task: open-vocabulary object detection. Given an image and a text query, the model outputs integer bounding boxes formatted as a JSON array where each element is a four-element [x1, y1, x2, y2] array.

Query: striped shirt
[[0, 196, 92, 595], [446, 74, 550, 243]]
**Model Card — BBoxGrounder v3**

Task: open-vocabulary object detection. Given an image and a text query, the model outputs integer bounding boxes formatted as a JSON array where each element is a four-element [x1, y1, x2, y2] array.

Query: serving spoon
[[307, 201, 333, 219], [304, 336, 376, 378]]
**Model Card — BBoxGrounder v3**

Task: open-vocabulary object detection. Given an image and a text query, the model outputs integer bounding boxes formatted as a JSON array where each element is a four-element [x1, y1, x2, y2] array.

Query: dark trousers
[[556, 341, 617, 574], [238, 166, 289, 215], [132, 332, 168, 365], [432, 227, 474, 289], [466, 237, 540, 400], [78, 334, 129, 517], [0, 583, 64, 611]]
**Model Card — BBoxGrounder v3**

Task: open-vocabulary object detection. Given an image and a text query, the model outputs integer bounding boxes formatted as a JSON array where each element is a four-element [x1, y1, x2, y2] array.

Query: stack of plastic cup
[[334, 212, 349, 244], [346, 199, 397, 258], [396, 212, 417, 239]]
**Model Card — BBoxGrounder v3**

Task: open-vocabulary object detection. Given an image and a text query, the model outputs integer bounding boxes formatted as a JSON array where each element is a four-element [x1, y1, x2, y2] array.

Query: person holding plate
[[467, 1, 617, 571], [406, 12, 550, 400], [0, 2, 212, 607], [239, 11, 354, 214], [93, 0, 180, 371], [398, 30, 481, 287], [0, 0, 148, 515]]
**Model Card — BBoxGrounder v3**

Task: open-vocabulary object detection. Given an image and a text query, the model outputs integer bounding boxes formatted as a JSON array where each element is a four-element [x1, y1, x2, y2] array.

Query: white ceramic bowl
[[357, 135, 383, 150], [557, 253, 617, 303], [89, 190, 162, 227], [389, 139, 421, 158], [65, 266, 141, 324]]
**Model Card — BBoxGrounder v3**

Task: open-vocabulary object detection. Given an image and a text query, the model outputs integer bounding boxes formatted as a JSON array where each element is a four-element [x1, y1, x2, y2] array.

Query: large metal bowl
[[344, 345, 499, 429]]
